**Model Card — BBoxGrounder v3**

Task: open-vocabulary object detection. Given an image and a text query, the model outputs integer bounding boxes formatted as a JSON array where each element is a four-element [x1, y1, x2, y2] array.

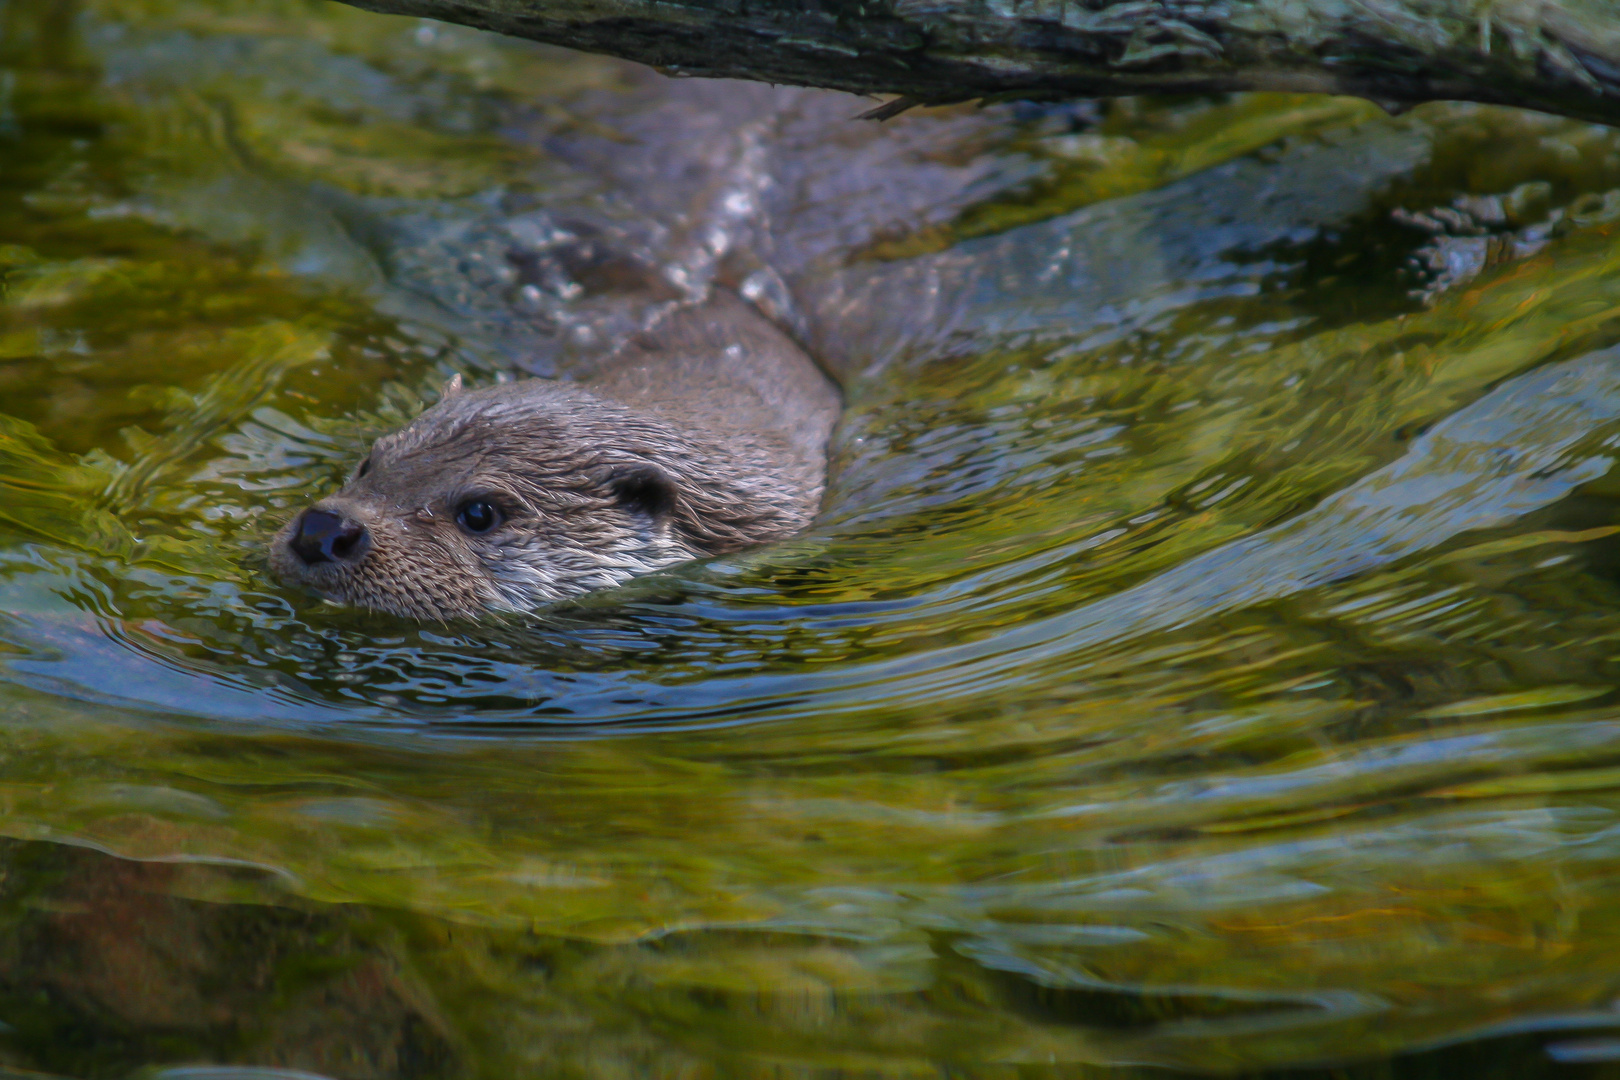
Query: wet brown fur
[[268, 290, 841, 619]]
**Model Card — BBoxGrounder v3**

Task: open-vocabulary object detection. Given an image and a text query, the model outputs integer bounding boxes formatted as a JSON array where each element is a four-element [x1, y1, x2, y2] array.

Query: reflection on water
[[6, 0, 1620, 1075]]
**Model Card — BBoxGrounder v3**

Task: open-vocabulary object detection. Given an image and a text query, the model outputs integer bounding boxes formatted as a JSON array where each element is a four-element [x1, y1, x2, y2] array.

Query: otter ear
[[439, 372, 464, 401], [609, 464, 677, 519]]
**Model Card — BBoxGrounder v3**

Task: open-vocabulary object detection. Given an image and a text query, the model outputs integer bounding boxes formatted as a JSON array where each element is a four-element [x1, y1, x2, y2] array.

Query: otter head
[[269, 376, 814, 620]]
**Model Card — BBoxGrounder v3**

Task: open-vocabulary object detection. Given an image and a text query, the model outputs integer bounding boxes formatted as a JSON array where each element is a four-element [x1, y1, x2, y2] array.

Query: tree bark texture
[[335, 0, 1620, 124]]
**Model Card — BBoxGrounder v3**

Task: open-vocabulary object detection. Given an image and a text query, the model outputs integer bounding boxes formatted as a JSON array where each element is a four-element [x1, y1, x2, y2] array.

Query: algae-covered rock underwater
[[9, 0, 1620, 1075]]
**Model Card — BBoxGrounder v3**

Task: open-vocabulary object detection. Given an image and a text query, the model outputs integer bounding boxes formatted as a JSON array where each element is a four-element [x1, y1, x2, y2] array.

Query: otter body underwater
[[270, 290, 841, 620]]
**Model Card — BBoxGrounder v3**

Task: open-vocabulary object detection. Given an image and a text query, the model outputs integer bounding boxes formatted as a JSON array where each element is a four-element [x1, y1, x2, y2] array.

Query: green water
[[7, 1, 1620, 1076]]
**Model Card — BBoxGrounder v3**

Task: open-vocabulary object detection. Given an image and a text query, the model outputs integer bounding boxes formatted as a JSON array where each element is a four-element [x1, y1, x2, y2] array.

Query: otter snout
[[286, 506, 370, 566]]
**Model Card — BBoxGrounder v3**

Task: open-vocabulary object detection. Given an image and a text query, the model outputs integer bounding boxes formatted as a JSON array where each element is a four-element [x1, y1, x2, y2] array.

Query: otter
[[269, 290, 841, 620]]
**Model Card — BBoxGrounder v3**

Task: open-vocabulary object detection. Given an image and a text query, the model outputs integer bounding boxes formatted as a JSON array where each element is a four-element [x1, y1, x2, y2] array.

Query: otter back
[[592, 288, 840, 495]]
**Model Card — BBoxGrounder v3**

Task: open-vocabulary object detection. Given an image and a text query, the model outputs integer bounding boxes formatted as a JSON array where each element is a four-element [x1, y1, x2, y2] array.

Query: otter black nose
[[288, 508, 368, 566]]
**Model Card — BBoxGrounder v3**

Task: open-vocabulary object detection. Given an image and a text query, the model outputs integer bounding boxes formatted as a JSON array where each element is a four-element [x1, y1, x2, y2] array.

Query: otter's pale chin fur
[[269, 290, 841, 620]]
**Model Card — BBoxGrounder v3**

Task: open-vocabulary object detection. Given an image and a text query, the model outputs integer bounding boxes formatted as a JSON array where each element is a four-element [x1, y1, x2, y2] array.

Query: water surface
[[6, 0, 1620, 1075]]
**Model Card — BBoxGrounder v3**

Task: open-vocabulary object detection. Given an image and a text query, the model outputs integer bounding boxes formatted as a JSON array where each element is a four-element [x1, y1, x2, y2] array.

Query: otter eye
[[355, 456, 373, 478], [456, 499, 502, 535]]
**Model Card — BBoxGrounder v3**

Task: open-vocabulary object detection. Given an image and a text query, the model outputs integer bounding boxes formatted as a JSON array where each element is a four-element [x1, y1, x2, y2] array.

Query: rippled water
[[7, 1, 1620, 1075]]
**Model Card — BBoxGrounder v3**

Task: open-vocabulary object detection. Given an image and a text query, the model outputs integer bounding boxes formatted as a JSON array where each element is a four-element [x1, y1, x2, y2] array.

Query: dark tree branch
[[334, 0, 1620, 124]]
